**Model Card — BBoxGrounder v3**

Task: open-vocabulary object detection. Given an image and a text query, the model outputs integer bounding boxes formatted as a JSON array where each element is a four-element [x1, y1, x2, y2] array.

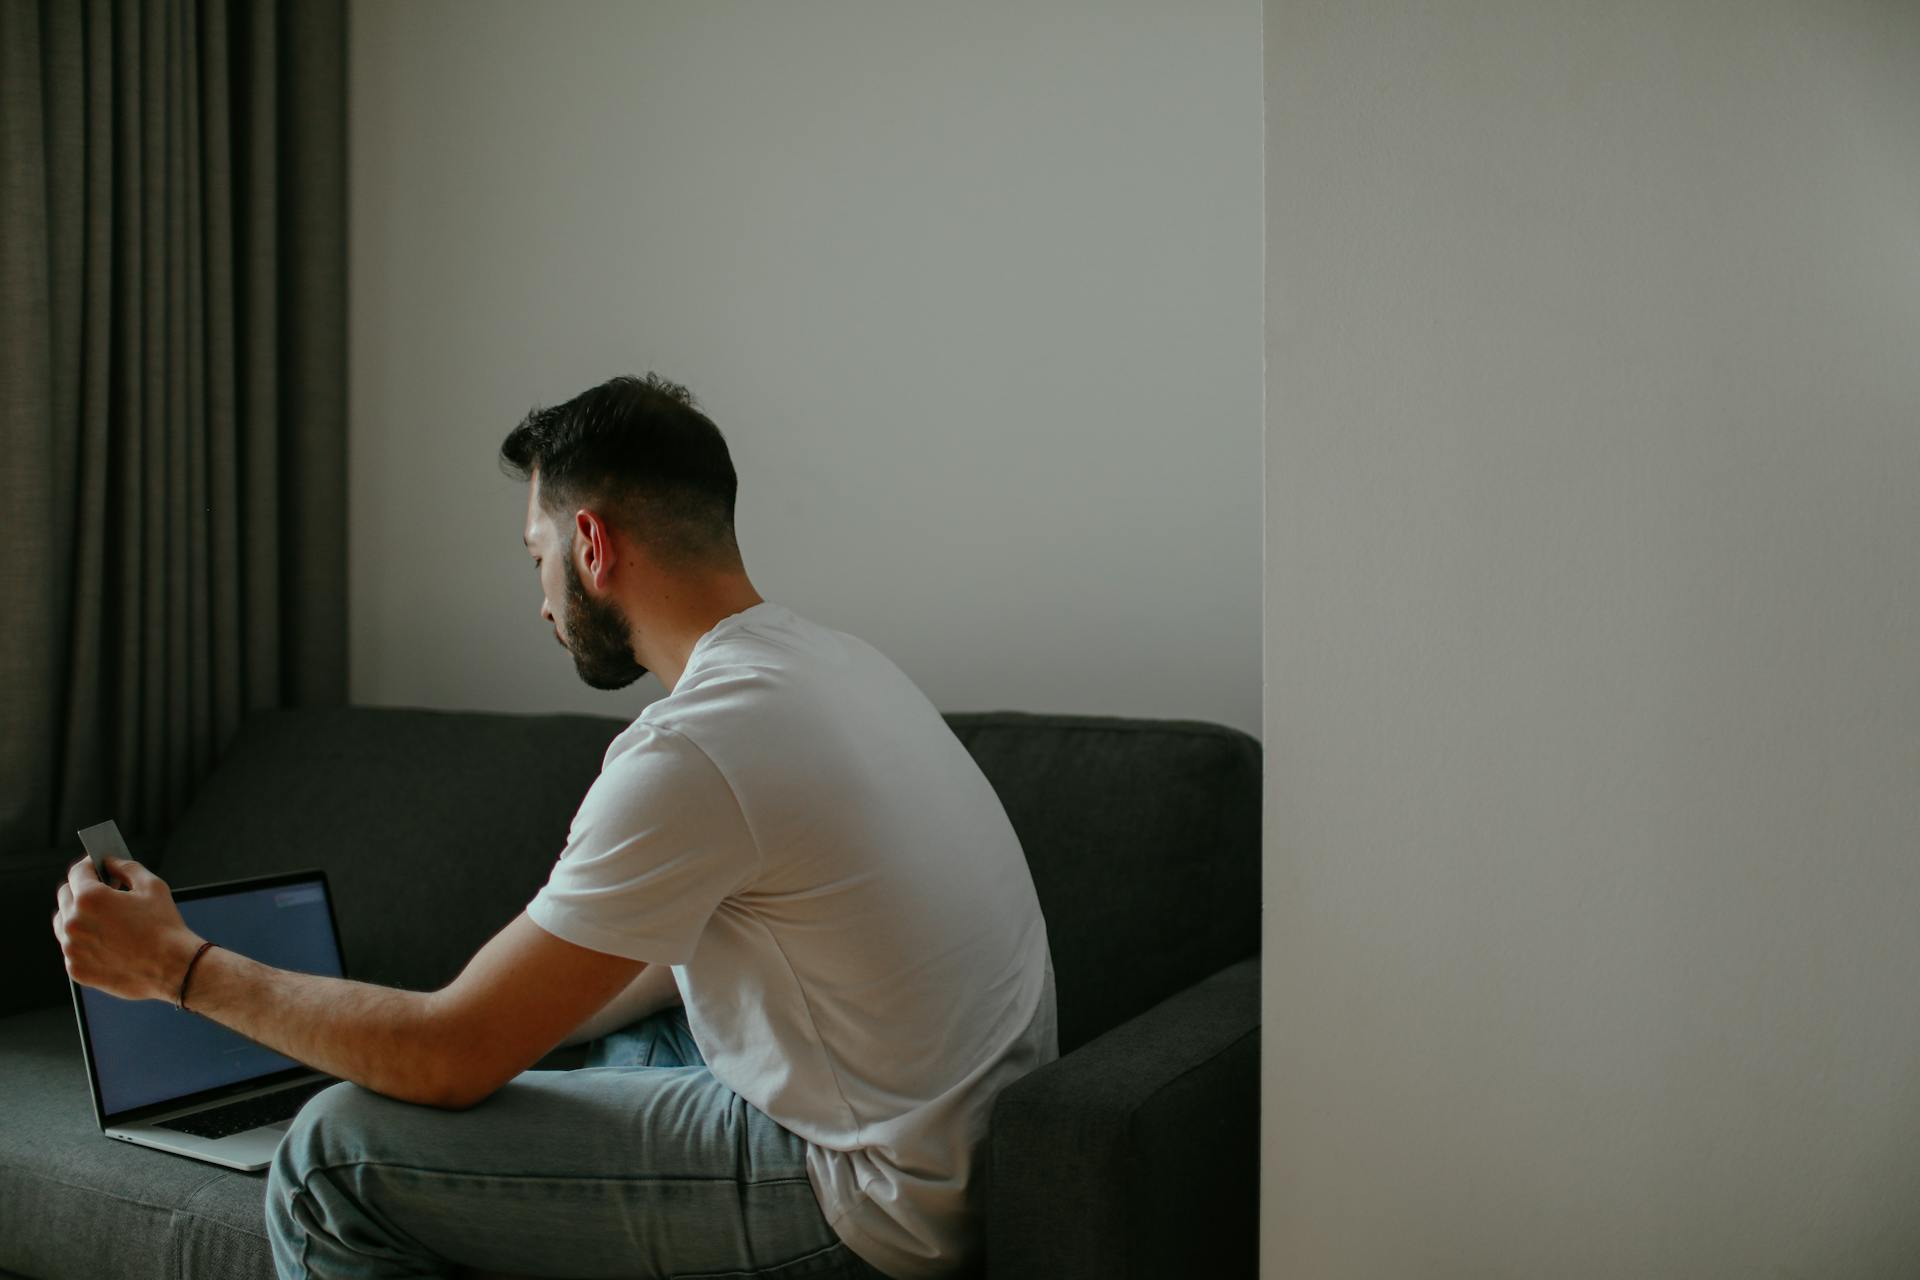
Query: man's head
[[501, 374, 743, 690]]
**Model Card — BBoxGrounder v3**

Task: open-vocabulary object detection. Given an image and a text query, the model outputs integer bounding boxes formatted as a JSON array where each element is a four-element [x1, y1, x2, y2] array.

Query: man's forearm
[[182, 945, 463, 1107], [559, 959, 679, 1047]]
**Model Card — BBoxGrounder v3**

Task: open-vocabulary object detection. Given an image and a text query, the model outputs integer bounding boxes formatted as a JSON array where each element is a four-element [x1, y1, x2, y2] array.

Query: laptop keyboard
[[155, 1079, 332, 1140]]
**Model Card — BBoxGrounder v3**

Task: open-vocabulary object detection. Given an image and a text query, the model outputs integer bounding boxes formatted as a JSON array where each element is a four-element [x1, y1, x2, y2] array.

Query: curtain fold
[[0, 0, 345, 860]]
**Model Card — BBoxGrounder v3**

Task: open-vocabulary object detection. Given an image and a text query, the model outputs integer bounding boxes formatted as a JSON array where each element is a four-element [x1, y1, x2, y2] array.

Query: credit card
[[75, 819, 132, 888]]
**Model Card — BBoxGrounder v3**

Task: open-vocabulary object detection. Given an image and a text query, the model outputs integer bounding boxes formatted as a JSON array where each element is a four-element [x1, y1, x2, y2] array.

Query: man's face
[[525, 477, 648, 690]]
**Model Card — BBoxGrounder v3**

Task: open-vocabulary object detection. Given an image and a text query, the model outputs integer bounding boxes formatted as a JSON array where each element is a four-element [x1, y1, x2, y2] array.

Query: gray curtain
[[0, 0, 345, 868]]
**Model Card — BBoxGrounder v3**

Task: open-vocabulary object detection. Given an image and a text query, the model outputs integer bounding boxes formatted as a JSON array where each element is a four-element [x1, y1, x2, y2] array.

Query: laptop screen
[[78, 874, 346, 1118]]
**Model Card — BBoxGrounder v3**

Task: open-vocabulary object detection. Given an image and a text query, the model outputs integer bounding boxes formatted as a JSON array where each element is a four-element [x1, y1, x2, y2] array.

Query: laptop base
[[105, 1120, 291, 1172]]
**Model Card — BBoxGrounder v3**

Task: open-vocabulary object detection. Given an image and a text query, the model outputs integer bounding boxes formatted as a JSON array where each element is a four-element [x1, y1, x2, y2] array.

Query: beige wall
[[347, 0, 1262, 734], [1263, 1, 1920, 1274]]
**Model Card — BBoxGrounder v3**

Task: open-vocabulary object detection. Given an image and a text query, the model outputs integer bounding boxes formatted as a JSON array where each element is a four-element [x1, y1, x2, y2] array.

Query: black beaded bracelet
[[176, 941, 218, 1011]]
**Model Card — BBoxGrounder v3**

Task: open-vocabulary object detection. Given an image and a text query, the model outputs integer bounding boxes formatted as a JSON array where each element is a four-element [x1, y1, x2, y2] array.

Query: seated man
[[52, 373, 1059, 1280]]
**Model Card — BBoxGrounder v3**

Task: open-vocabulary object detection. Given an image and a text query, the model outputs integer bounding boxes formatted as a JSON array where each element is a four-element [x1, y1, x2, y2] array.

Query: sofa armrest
[[986, 955, 1259, 1280]]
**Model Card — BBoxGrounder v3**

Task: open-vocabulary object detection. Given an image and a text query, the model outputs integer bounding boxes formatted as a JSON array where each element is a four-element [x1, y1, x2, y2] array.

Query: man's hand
[[53, 856, 205, 1003]]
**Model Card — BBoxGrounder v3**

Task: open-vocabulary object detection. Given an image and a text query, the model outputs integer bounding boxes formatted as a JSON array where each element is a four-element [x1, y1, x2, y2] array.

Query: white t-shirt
[[527, 600, 1058, 1280]]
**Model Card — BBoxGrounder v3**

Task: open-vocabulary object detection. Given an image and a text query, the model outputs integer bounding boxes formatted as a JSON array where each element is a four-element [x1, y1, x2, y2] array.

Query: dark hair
[[500, 373, 740, 570]]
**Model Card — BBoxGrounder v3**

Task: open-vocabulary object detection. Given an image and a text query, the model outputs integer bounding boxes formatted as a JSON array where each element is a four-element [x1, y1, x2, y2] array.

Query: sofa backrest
[[941, 711, 1260, 1052], [159, 707, 1261, 1054], [160, 708, 624, 996]]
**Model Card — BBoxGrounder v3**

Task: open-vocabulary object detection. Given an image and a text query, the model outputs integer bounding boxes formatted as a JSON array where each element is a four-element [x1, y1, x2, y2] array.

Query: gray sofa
[[0, 707, 1259, 1279]]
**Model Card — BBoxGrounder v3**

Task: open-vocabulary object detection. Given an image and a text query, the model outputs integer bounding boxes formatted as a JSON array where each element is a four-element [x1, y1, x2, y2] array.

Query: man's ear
[[573, 508, 616, 589]]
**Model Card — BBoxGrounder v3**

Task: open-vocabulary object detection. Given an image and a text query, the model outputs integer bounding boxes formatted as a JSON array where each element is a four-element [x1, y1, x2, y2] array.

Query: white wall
[[1264, 1, 1920, 1274], [348, 0, 1262, 734]]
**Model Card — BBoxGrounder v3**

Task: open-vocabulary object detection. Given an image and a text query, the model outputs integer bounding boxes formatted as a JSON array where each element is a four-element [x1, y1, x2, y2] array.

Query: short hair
[[500, 373, 740, 570]]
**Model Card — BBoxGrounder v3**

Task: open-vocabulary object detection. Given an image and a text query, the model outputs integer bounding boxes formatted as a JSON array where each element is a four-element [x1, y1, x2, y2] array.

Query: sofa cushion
[[0, 1005, 274, 1280], [0, 998, 586, 1280]]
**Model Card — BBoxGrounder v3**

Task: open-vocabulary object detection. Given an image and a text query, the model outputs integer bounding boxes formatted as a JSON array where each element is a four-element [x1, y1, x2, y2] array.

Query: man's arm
[[53, 856, 644, 1110], [559, 960, 682, 1048]]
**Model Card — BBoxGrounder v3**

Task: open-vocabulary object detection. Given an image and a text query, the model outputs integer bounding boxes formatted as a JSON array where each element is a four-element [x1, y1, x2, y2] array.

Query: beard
[[560, 554, 648, 690]]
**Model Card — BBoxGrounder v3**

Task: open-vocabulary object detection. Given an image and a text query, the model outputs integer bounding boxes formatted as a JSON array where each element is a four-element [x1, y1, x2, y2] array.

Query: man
[[52, 373, 1059, 1280]]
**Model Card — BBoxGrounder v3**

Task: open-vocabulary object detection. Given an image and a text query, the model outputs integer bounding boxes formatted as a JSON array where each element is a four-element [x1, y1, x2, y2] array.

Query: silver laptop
[[69, 868, 348, 1171]]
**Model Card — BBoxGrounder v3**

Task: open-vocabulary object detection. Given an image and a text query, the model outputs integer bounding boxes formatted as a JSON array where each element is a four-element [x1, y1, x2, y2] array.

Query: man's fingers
[[67, 856, 103, 897], [105, 855, 151, 889], [56, 882, 72, 916]]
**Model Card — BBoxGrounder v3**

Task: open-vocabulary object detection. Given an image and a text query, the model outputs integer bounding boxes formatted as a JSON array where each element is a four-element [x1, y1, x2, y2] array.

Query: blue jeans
[[266, 1008, 886, 1279]]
